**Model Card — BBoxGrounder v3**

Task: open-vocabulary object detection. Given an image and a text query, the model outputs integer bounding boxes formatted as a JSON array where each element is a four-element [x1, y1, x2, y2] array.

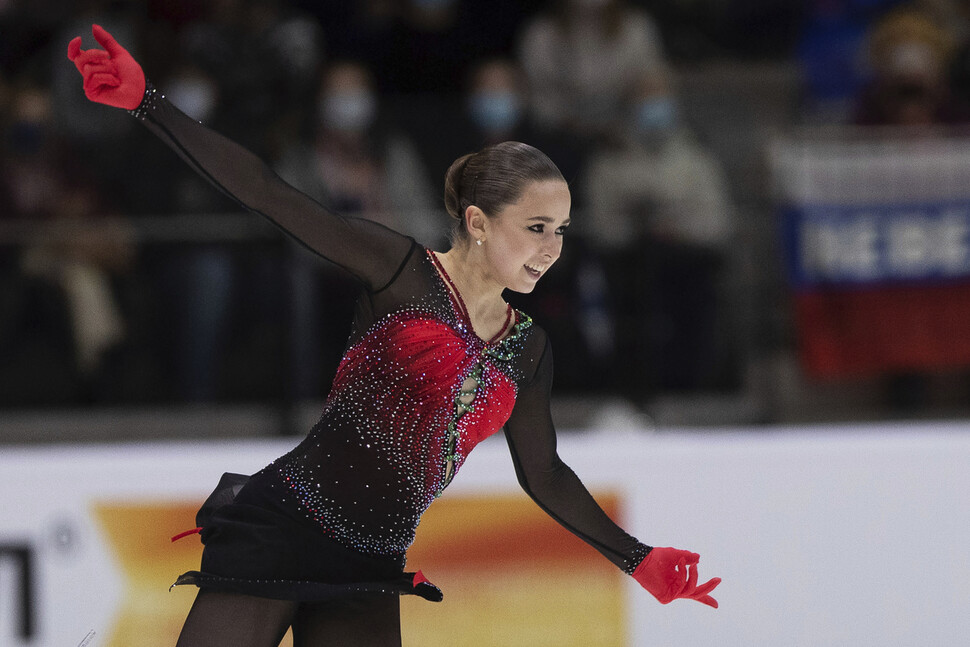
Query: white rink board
[[1, 423, 968, 646]]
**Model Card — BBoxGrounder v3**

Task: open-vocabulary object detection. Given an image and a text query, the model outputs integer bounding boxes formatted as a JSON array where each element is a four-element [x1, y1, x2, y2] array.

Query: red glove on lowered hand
[[67, 24, 146, 110], [633, 547, 721, 608]]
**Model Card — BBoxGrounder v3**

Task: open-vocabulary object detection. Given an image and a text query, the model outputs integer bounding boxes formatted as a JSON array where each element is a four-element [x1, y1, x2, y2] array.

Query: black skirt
[[171, 472, 442, 602]]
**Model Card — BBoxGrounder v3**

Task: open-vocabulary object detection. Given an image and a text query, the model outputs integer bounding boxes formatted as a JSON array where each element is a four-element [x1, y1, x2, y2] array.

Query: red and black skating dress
[[130, 84, 650, 601]]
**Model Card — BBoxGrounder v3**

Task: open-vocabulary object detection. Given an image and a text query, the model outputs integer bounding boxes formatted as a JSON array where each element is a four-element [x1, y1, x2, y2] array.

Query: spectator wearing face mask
[[178, 0, 324, 155], [275, 60, 439, 241], [465, 59, 528, 145], [584, 75, 732, 250], [422, 58, 587, 208], [582, 73, 736, 396], [271, 60, 441, 398], [134, 62, 247, 404], [518, 0, 668, 146]]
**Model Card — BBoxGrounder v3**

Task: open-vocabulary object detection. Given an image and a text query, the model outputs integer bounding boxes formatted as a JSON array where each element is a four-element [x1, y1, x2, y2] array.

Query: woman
[[68, 25, 720, 647]]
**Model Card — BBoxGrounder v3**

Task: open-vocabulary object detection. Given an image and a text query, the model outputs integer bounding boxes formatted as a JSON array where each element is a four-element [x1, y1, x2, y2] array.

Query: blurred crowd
[[2, 0, 968, 411]]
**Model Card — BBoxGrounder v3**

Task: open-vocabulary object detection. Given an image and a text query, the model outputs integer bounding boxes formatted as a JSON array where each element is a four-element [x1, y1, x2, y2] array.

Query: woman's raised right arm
[[67, 25, 413, 290]]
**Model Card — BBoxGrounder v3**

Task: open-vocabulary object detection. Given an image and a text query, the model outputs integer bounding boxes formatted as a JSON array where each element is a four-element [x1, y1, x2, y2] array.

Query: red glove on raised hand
[[633, 547, 721, 608], [67, 25, 146, 110]]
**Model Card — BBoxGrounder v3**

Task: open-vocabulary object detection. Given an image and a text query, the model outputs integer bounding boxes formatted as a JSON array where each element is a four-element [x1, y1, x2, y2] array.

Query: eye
[[528, 224, 545, 233], [555, 225, 569, 236]]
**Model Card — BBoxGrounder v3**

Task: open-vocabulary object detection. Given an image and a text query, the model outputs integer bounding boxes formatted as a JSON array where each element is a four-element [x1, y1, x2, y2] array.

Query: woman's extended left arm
[[503, 336, 721, 608], [67, 25, 413, 291]]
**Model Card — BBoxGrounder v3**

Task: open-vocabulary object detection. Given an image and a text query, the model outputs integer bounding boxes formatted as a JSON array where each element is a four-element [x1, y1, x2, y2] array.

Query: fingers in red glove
[[92, 24, 126, 58], [68, 46, 108, 77], [683, 557, 698, 592], [66, 24, 145, 110], [86, 73, 122, 95], [688, 576, 721, 608], [67, 37, 82, 62], [632, 547, 721, 608]]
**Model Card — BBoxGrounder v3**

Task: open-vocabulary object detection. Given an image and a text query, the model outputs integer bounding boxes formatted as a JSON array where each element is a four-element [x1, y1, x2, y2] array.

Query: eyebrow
[[528, 216, 571, 225]]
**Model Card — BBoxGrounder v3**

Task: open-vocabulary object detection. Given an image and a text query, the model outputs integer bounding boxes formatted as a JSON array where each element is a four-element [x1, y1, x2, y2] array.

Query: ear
[[464, 205, 488, 241]]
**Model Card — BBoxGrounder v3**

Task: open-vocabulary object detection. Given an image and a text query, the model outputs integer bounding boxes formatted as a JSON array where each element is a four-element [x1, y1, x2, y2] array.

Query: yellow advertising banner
[[92, 493, 627, 647]]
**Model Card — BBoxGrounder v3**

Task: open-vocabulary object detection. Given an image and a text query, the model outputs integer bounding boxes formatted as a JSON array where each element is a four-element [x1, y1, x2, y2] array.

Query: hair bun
[[443, 152, 475, 222]]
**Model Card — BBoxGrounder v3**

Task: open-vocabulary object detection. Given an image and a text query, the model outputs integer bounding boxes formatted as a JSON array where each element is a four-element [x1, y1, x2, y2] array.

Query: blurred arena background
[[2, 1, 970, 645]]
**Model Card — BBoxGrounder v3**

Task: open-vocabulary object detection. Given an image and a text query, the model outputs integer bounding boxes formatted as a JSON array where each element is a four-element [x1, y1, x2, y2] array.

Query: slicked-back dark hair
[[443, 141, 565, 245]]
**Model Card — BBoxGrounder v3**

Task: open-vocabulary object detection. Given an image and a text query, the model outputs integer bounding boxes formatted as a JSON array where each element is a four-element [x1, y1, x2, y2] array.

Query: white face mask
[[319, 91, 377, 133], [168, 77, 218, 122]]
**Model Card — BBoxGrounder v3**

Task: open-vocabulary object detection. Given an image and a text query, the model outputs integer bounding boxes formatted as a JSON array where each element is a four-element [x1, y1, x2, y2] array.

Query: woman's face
[[479, 179, 571, 294]]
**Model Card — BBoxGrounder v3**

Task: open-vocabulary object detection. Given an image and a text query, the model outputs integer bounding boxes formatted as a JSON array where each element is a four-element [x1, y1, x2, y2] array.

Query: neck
[[436, 242, 506, 320]]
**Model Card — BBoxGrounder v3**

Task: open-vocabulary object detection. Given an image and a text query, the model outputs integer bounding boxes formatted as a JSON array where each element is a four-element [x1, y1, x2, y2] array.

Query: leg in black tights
[[175, 590, 297, 647], [292, 594, 402, 647]]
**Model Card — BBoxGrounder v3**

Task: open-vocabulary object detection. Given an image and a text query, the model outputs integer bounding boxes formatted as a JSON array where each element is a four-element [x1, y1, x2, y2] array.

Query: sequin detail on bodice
[[270, 251, 533, 555]]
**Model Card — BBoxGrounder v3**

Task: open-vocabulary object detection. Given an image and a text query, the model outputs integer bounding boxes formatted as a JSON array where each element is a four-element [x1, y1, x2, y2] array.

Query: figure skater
[[67, 25, 720, 647]]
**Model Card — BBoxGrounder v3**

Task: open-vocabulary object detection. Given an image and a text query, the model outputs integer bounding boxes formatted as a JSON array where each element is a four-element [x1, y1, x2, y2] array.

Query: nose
[[542, 232, 562, 260]]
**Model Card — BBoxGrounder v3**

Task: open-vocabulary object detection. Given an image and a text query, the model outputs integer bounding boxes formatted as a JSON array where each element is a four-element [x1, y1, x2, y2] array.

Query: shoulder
[[370, 236, 426, 293], [510, 310, 545, 343], [522, 316, 549, 346], [512, 315, 553, 381]]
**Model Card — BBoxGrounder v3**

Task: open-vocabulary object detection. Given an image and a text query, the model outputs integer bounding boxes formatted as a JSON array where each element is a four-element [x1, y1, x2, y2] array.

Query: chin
[[507, 281, 538, 295]]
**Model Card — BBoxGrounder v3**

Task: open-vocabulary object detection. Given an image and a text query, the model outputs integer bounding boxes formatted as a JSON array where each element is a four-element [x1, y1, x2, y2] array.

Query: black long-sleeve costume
[[131, 85, 650, 599]]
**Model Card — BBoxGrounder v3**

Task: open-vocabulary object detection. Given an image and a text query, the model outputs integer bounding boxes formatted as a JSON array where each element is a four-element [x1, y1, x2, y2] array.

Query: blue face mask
[[634, 97, 678, 134], [468, 91, 522, 133]]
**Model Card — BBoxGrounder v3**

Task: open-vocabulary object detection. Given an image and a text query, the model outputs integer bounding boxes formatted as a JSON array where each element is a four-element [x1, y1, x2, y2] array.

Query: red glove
[[633, 547, 721, 608], [67, 24, 146, 110]]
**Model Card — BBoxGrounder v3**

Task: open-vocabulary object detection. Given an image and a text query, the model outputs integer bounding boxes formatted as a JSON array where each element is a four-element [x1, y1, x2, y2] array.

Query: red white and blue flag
[[773, 132, 970, 378]]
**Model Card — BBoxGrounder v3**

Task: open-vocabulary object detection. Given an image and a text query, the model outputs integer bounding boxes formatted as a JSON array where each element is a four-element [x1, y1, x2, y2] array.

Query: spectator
[[518, 0, 668, 145], [851, 5, 970, 412], [140, 0, 323, 403], [420, 58, 587, 205], [0, 83, 76, 404], [796, 0, 907, 122], [276, 60, 439, 241], [2, 85, 137, 402], [179, 0, 324, 155], [582, 71, 736, 395], [2, 85, 63, 221], [853, 7, 963, 125], [464, 58, 531, 147], [146, 61, 242, 403], [272, 60, 440, 397]]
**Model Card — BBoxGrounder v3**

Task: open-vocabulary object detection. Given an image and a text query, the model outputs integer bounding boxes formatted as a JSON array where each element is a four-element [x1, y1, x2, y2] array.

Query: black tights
[[175, 589, 402, 647]]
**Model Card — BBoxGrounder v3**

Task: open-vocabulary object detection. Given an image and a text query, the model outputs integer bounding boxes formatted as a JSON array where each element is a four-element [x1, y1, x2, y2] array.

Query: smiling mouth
[[524, 264, 546, 279]]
